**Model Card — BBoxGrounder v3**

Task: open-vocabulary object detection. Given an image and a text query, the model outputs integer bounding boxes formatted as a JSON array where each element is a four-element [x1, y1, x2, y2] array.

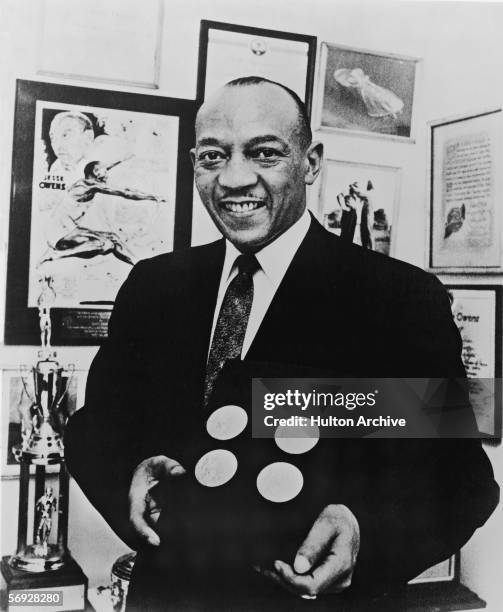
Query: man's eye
[[251, 149, 280, 160], [198, 151, 226, 162]]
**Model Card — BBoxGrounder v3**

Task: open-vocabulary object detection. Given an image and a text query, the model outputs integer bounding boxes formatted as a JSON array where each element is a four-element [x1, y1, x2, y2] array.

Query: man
[[66, 77, 498, 610], [38, 160, 167, 267], [48, 111, 95, 184]]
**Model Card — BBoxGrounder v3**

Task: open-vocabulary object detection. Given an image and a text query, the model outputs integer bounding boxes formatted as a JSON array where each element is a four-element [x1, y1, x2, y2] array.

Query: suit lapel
[[177, 239, 225, 394]]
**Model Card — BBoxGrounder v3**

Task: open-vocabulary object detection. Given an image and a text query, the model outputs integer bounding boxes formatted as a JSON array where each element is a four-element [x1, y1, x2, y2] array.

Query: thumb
[[293, 506, 340, 574]]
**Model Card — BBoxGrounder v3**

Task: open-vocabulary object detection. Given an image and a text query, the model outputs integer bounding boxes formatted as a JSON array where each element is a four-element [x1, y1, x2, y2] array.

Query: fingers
[[274, 554, 353, 597], [128, 456, 186, 546], [268, 505, 360, 597], [294, 505, 341, 573], [129, 489, 160, 546]]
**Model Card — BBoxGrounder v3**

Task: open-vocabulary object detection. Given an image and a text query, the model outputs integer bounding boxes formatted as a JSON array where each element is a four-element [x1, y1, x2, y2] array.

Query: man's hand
[[257, 504, 360, 598], [128, 455, 186, 547]]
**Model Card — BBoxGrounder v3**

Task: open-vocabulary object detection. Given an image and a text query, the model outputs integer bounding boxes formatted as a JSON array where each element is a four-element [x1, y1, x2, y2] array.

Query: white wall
[[1, 0, 502, 607]]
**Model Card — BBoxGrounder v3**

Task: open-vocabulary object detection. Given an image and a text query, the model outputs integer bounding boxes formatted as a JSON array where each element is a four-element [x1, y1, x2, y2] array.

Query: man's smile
[[219, 200, 267, 214]]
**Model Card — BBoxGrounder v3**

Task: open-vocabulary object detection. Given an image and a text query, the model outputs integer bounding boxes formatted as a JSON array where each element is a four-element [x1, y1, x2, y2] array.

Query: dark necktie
[[204, 253, 260, 406]]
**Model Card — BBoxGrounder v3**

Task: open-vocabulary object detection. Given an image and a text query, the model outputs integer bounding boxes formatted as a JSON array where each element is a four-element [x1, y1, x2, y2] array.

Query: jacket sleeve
[[65, 260, 155, 547], [349, 273, 499, 591]]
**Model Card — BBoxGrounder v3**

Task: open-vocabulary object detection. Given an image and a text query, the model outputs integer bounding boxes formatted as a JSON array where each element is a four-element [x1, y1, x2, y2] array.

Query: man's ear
[[304, 141, 323, 185], [189, 148, 196, 168]]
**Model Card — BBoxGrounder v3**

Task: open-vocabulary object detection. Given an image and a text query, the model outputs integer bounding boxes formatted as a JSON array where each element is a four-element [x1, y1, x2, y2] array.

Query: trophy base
[[9, 545, 66, 573], [1, 555, 88, 612]]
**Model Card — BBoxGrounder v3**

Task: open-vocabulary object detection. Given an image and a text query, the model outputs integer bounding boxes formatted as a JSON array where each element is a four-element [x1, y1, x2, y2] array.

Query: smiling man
[[66, 77, 498, 611], [190, 79, 320, 252]]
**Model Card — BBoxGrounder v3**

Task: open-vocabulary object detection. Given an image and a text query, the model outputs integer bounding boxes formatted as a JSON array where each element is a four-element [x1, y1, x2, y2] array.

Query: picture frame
[[444, 285, 502, 440], [38, 0, 164, 89], [316, 42, 419, 141], [318, 159, 401, 257], [428, 109, 503, 273], [1, 368, 80, 479], [196, 20, 317, 115], [4, 79, 196, 346]]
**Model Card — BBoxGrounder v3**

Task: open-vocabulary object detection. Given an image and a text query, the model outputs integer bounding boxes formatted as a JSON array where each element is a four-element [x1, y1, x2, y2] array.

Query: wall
[[1, 0, 502, 607]]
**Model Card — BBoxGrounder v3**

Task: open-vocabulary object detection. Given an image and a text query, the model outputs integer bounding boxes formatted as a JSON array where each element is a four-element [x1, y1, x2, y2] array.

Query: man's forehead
[[53, 118, 84, 133], [196, 83, 300, 142]]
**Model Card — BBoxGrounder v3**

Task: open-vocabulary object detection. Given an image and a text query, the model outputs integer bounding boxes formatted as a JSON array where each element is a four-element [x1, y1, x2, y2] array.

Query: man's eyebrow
[[246, 135, 290, 149], [196, 137, 224, 147]]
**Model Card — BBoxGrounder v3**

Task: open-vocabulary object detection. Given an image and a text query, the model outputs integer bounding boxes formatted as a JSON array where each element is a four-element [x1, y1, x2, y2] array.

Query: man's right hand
[[128, 455, 186, 546]]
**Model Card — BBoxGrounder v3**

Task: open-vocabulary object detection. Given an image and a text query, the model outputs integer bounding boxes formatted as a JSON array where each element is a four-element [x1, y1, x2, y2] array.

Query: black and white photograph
[[319, 160, 400, 256], [316, 42, 419, 140], [1, 2, 502, 612]]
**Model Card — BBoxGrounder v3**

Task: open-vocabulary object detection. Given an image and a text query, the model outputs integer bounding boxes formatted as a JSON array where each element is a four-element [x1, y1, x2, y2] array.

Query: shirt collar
[[222, 208, 311, 287]]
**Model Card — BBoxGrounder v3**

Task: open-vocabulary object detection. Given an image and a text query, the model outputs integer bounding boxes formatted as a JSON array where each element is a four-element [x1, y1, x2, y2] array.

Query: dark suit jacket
[[65, 217, 499, 609]]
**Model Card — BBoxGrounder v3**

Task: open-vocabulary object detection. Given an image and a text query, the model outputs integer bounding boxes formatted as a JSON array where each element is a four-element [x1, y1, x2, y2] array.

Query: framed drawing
[[428, 109, 502, 273], [5, 80, 196, 345], [1, 369, 79, 479], [196, 20, 317, 115], [318, 160, 401, 257], [38, 0, 164, 89], [316, 42, 419, 140], [445, 285, 502, 440]]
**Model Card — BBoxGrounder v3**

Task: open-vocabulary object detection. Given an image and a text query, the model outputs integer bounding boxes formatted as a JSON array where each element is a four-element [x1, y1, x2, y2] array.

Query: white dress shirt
[[209, 209, 311, 358]]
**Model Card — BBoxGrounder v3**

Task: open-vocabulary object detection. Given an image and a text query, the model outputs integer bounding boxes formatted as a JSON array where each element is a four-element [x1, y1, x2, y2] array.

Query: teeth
[[223, 201, 262, 213]]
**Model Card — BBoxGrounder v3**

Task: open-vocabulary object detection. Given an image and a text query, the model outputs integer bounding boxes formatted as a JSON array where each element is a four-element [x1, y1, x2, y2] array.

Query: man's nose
[[217, 156, 257, 190]]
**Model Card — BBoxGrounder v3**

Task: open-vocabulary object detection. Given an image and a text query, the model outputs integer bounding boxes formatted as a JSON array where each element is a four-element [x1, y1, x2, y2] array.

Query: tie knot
[[235, 253, 260, 277]]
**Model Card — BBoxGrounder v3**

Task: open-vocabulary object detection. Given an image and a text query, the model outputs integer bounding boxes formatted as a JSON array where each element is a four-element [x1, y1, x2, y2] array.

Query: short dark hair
[[224, 76, 312, 149], [84, 161, 104, 179]]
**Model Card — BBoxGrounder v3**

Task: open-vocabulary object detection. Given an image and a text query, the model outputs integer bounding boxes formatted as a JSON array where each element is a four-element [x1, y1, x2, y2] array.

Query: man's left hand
[[256, 504, 360, 598]]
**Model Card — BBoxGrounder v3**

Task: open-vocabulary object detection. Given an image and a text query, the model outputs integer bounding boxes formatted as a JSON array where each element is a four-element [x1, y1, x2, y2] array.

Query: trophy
[[0, 277, 88, 611]]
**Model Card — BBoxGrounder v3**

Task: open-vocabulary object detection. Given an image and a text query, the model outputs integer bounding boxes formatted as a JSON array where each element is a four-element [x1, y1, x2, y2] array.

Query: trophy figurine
[[1, 277, 87, 611]]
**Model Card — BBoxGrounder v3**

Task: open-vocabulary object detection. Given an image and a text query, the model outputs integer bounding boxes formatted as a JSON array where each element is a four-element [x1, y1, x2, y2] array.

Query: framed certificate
[[445, 285, 502, 440], [4, 80, 196, 345], [196, 20, 317, 115], [428, 109, 503, 273]]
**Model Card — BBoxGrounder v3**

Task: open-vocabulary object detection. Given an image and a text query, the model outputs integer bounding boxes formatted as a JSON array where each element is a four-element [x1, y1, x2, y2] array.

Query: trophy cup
[[0, 277, 88, 611]]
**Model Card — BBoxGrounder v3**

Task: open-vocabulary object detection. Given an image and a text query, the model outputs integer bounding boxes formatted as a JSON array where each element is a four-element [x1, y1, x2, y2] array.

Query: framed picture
[[38, 0, 164, 89], [5, 80, 195, 345], [318, 160, 401, 257], [196, 20, 317, 115], [445, 285, 502, 440], [428, 109, 503, 273], [316, 42, 419, 141], [1, 368, 79, 479]]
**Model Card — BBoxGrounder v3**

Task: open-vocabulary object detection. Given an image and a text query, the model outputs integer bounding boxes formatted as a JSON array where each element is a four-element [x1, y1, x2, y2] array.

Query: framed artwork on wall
[[38, 0, 164, 89], [196, 20, 317, 115], [445, 285, 502, 440], [4, 80, 196, 345], [428, 109, 502, 273], [318, 159, 401, 257], [316, 42, 419, 141]]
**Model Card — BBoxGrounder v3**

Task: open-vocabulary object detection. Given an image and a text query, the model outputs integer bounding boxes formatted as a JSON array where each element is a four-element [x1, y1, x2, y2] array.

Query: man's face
[[50, 117, 93, 170], [93, 163, 108, 182], [191, 84, 321, 252]]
